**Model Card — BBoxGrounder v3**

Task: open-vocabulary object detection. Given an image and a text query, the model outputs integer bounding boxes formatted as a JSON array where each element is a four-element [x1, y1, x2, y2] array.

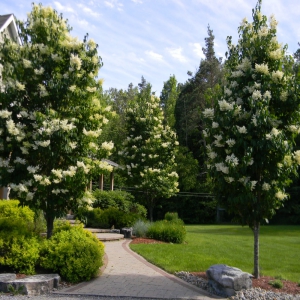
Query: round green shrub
[[39, 224, 105, 282], [164, 212, 179, 221], [0, 200, 34, 222], [0, 235, 40, 274]]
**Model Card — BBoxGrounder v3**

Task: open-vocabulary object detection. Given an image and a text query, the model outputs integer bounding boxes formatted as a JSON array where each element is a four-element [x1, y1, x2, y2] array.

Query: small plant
[[274, 275, 286, 281], [164, 212, 178, 222], [297, 281, 300, 287], [269, 279, 283, 289], [133, 219, 150, 237], [8, 284, 25, 295]]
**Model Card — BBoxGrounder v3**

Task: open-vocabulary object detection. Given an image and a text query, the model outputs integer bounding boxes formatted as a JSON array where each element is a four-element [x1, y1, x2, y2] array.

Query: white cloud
[[104, 0, 123, 11], [53, 1, 75, 13], [145, 50, 163, 61], [77, 4, 101, 17], [167, 47, 187, 63], [191, 43, 205, 59], [128, 52, 145, 63], [131, 0, 143, 3], [77, 19, 89, 27], [104, 1, 114, 8]]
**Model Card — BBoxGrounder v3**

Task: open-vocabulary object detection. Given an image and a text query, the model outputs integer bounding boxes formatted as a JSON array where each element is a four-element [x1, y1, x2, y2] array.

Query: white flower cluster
[[225, 153, 239, 166], [0, 110, 12, 118], [52, 189, 69, 195], [271, 70, 284, 83], [236, 126, 247, 134], [255, 63, 269, 75], [218, 99, 234, 111], [101, 141, 114, 151], [215, 162, 229, 174], [203, 108, 214, 119], [77, 161, 90, 174], [226, 139, 236, 147], [266, 128, 280, 140], [293, 150, 300, 165], [214, 135, 224, 147], [83, 128, 102, 137], [98, 161, 113, 172], [275, 190, 287, 200], [70, 53, 82, 70]]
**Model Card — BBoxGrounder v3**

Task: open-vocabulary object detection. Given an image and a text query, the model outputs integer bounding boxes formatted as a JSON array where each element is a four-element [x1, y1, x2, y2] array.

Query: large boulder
[[206, 264, 253, 297]]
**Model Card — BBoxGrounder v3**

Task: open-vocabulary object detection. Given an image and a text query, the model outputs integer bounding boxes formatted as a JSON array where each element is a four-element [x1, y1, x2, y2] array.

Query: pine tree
[[160, 75, 179, 128], [175, 25, 223, 161]]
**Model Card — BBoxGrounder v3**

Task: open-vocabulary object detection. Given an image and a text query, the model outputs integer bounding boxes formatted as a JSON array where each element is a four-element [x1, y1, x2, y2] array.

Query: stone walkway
[[55, 239, 222, 300]]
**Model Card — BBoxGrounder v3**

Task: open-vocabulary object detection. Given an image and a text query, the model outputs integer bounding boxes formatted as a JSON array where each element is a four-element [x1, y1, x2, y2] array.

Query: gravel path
[[0, 296, 183, 300], [175, 271, 300, 300]]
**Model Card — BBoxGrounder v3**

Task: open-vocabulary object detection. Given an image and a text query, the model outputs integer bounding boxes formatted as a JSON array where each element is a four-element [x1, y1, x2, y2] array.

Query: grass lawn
[[130, 225, 300, 282]]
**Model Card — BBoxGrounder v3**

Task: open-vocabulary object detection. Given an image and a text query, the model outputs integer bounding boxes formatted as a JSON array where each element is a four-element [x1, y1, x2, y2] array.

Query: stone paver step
[[85, 228, 114, 233], [95, 233, 124, 241]]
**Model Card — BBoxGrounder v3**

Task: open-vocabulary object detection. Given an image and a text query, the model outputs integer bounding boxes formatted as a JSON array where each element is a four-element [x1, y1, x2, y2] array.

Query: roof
[[102, 159, 120, 168], [0, 14, 13, 29], [0, 14, 20, 44]]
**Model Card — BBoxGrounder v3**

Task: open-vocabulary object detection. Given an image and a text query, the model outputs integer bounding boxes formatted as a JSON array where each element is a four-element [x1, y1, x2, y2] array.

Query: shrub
[[0, 217, 34, 237], [128, 202, 147, 218], [0, 235, 40, 274], [53, 219, 73, 234], [85, 207, 143, 229], [92, 190, 147, 217], [269, 279, 283, 289], [86, 208, 109, 228], [147, 220, 186, 244], [133, 219, 150, 237], [39, 224, 105, 283], [164, 212, 179, 222], [0, 201, 40, 274], [0, 200, 34, 223]]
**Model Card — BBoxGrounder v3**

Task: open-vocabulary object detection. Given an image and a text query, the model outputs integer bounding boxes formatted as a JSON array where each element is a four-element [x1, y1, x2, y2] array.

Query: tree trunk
[[46, 213, 55, 239], [148, 204, 153, 222], [253, 221, 260, 278]]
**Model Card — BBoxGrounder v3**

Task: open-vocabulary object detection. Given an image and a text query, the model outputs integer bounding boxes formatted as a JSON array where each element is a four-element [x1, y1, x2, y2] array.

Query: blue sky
[[2, 0, 300, 94]]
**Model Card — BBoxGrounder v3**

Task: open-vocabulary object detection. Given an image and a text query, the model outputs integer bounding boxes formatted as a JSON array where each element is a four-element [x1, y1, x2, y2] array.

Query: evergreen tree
[[160, 75, 179, 128], [175, 25, 223, 162], [203, 0, 300, 277], [0, 4, 114, 238]]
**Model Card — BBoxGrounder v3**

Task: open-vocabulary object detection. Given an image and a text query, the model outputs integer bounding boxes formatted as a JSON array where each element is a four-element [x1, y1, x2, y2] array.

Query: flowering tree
[[0, 4, 114, 238], [119, 83, 179, 221], [202, 0, 300, 278]]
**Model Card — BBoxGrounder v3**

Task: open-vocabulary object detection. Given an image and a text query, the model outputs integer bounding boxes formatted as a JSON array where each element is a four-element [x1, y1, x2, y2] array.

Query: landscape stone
[[0, 274, 60, 296], [0, 274, 16, 292], [206, 264, 253, 297], [121, 227, 133, 238]]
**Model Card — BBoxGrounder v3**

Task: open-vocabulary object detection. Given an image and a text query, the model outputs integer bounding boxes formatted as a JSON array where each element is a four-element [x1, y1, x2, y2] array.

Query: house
[[0, 14, 19, 43], [0, 14, 20, 199]]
